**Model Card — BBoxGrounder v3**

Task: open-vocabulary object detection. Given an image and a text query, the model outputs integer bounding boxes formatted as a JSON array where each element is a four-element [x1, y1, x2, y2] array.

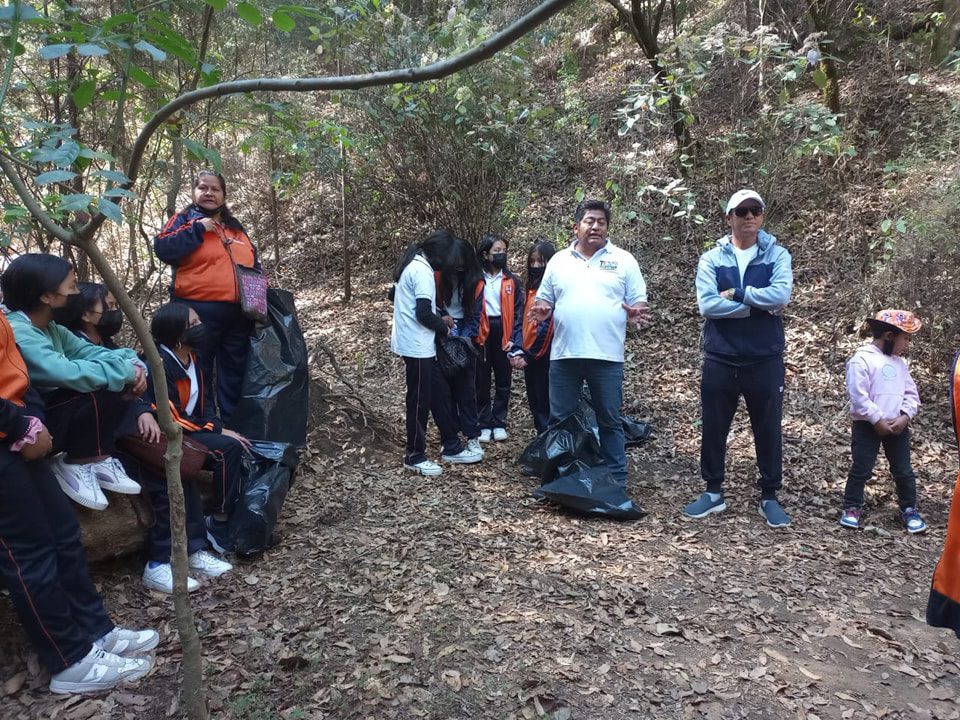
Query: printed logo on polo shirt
[[598, 260, 619, 271]]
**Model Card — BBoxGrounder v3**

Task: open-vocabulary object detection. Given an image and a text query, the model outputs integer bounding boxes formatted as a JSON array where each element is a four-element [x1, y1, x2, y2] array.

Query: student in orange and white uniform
[[509, 241, 556, 435], [145, 303, 250, 557], [474, 234, 523, 443], [0, 310, 158, 695]]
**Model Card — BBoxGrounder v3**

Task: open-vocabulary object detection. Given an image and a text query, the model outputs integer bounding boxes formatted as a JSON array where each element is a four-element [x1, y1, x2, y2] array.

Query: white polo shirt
[[391, 254, 436, 358], [483, 270, 503, 316], [536, 240, 647, 362]]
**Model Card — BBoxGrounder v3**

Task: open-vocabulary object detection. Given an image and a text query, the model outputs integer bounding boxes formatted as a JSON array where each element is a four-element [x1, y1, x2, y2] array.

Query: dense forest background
[[3, 1, 960, 719]]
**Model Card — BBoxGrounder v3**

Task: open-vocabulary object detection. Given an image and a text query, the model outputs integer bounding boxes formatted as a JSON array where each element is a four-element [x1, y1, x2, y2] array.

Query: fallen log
[[75, 494, 153, 563]]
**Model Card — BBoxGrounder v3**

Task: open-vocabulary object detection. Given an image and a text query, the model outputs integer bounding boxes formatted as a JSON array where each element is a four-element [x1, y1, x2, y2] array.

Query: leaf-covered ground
[[2, 257, 959, 719]]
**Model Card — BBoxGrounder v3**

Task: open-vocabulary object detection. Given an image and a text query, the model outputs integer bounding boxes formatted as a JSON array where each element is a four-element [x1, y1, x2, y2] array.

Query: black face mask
[[192, 202, 226, 218], [181, 324, 208, 350], [528, 266, 545, 286], [97, 309, 123, 338], [51, 293, 85, 326], [491, 253, 507, 270]]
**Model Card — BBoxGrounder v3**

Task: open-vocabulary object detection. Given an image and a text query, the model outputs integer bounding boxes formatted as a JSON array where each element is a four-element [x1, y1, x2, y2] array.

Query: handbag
[[219, 227, 268, 324], [436, 335, 476, 379], [116, 434, 210, 481]]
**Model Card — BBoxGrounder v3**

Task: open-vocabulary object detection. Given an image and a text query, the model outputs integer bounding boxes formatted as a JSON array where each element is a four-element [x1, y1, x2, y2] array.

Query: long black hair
[[60, 282, 109, 332], [392, 230, 462, 282], [437, 238, 483, 318], [0, 253, 73, 312], [526, 240, 556, 289], [151, 302, 191, 348], [477, 233, 509, 268]]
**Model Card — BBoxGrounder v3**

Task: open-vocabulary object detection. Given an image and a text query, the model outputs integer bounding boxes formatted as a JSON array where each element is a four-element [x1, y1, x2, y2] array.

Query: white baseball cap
[[725, 189, 765, 214]]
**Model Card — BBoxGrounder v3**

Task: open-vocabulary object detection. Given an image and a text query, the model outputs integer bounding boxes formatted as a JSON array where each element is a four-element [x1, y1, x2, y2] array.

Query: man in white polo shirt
[[528, 199, 650, 487]]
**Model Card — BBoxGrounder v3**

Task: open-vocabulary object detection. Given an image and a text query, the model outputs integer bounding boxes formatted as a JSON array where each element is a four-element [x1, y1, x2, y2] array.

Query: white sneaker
[[493, 428, 509, 441], [142, 563, 200, 594], [95, 627, 160, 656], [442, 447, 483, 464], [189, 550, 233, 578], [478, 429, 492, 443], [49, 454, 108, 511], [466, 438, 484, 455], [403, 459, 443, 476], [49, 645, 151, 694], [93, 457, 142, 495]]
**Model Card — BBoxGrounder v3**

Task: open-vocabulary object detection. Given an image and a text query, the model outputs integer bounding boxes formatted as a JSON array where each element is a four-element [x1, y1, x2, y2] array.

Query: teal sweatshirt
[[5, 310, 138, 395]]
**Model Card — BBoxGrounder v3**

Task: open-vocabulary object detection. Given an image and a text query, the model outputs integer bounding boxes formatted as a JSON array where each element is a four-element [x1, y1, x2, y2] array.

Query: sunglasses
[[732, 205, 764, 218]]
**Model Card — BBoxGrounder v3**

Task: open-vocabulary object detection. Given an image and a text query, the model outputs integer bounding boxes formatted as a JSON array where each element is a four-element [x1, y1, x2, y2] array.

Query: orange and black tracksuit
[[928, 351, 960, 637], [0, 313, 115, 673], [145, 347, 246, 520], [154, 206, 262, 422], [519, 285, 554, 434], [475, 270, 523, 431]]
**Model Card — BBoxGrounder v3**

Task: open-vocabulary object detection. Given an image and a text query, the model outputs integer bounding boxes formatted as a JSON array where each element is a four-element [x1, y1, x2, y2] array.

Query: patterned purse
[[220, 228, 269, 324]]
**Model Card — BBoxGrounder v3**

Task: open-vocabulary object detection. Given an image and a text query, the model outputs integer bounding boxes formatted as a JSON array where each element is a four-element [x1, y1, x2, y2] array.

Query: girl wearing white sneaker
[[391, 231, 477, 476], [147, 302, 250, 557], [0, 311, 158, 694], [2, 255, 147, 510]]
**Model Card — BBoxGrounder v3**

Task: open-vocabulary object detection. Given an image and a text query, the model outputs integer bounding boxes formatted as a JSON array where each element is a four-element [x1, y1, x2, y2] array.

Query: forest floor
[[2, 263, 960, 720]]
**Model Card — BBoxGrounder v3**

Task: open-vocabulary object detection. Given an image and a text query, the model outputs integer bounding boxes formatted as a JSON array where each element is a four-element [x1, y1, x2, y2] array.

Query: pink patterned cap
[[866, 309, 922, 334]]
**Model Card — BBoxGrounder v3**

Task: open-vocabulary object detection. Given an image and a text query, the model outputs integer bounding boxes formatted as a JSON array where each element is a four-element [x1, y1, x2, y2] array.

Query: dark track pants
[[0, 446, 112, 673], [402, 356, 464, 465], [44, 389, 127, 459], [524, 355, 550, 435], [445, 352, 480, 440], [476, 317, 512, 430], [189, 430, 245, 517], [116, 452, 208, 564], [182, 299, 253, 425], [700, 356, 784, 497], [843, 421, 917, 510]]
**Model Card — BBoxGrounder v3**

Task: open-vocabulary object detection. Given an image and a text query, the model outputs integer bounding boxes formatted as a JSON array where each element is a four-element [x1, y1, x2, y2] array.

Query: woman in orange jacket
[[153, 170, 262, 424]]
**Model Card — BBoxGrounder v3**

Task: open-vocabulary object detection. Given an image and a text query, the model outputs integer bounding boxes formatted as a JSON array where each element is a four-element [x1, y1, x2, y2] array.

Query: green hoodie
[[5, 310, 137, 395]]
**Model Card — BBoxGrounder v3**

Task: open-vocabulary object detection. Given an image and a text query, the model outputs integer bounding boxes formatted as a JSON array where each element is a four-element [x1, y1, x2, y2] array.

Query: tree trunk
[[819, 56, 840, 113], [744, 0, 755, 31], [935, 0, 960, 63]]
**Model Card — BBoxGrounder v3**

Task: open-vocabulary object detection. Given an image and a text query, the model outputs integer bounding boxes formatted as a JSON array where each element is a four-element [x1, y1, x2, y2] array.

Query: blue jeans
[[549, 359, 626, 485]]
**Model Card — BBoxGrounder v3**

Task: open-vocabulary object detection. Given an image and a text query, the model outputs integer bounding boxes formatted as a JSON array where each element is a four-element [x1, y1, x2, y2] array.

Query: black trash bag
[[534, 462, 647, 520], [579, 387, 653, 448], [231, 289, 309, 448], [436, 335, 477, 379], [622, 415, 653, 447], [229, 440, 299, 556], [519, 413, 603, 481]]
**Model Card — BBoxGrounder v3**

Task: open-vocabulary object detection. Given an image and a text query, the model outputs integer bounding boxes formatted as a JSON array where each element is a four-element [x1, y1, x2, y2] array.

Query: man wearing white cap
[[684, 189, 794, 527]]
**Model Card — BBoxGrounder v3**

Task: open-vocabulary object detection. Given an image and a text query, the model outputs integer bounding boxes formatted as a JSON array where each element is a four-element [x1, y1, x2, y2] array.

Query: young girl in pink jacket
[[840, 309, 925, 533]]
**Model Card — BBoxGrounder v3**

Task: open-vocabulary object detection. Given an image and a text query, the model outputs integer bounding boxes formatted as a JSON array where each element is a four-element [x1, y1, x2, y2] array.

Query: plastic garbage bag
[[520, 411, 647, 520], [519, 413, 602, 481], [579, 387, 653, 447], [229, 440, 299, 555], [534, 462, 647, 520], [232, 289, 309, 448]]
